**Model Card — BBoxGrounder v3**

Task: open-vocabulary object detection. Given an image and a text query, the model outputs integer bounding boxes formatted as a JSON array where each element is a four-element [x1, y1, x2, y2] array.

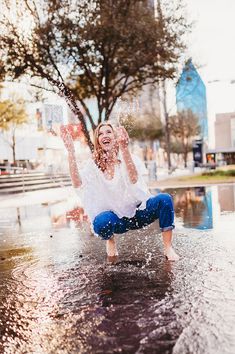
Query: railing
[[0, 167, 72, 194]]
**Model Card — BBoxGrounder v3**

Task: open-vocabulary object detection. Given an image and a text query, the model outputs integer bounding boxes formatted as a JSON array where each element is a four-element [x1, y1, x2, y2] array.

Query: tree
[[121, 112, 163, 142], [168, 109, 200, 167], [0, 0, 189, 150], [0, 99, 29, 166]]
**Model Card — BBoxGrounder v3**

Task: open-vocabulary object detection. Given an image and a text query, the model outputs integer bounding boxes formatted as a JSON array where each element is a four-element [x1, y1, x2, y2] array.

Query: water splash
[[109, 97, 140, 127]]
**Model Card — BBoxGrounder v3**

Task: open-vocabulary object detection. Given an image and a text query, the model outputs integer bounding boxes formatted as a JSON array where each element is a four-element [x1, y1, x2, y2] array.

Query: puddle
[[0, 184, 235, 353]]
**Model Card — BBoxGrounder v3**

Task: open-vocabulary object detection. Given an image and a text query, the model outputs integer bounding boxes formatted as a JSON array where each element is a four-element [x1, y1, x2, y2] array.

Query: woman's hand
[[116, 126, 129, 150], [60, 125, 75, 154]]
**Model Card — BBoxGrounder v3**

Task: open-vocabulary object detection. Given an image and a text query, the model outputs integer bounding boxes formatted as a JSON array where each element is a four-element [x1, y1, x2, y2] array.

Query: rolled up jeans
[[93, 193, 175, 241]]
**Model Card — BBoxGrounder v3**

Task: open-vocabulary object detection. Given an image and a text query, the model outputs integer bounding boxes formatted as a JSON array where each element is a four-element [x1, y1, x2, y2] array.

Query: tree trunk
[[98, 108, 103, 124], [12, 133, 16, 174], [184, 151, 188, 168]]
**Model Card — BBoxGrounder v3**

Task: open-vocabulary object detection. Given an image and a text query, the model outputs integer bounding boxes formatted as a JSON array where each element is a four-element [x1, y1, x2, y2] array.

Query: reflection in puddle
[[0, 199, 91, 235], [218, 184, 235, 212], [151, 184, 235, 230], [173, 187, 213, 229]]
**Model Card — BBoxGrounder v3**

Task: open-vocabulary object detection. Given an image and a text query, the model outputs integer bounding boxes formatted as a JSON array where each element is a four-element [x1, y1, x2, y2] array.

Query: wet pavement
[[0, 184, 235, 354]]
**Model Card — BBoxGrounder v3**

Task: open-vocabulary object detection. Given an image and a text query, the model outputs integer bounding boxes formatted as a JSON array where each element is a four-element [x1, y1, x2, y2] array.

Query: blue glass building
[[176, 59, 208, 139]]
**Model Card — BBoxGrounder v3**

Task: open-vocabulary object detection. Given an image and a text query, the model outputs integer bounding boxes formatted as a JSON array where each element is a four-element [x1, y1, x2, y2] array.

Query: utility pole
[[161, 80, 171, 172], [156, 0, 171, 173]]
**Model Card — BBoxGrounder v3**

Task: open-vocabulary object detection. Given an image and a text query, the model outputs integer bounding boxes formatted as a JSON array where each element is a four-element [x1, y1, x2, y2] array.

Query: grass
[[151, 168, 235, 188], [178, 169, 235, 182], [202, 169, 235, 177]]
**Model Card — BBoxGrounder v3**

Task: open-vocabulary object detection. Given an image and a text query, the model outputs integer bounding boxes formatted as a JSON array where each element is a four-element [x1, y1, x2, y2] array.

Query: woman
[[61, 122, 179, 261]]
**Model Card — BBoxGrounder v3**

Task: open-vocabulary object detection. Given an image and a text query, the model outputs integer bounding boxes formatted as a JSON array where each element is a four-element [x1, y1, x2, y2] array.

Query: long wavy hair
[[93, 122, 119, 172]]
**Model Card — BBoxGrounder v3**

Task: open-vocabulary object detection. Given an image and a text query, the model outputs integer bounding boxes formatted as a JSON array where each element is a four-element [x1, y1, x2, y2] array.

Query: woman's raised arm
[[116, 126, 138, 184], [60, 126, 82, 188]]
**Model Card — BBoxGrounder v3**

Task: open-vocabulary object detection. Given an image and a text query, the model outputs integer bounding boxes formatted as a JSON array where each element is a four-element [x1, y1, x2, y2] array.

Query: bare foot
[[106, 255, 119, 264], [106, 237, 118, 257], [164, 246, 180, 261]]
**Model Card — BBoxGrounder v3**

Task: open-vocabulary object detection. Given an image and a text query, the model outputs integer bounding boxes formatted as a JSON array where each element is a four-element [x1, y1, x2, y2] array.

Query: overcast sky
[[179, 0, 235, 146], [186, 0, 235, 82]]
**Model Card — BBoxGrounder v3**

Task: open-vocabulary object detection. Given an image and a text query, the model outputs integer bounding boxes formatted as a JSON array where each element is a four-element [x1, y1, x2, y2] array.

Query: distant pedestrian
[[61, 122, 179, 261]]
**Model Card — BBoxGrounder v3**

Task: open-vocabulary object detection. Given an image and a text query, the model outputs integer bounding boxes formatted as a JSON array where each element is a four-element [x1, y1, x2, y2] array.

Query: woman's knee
[[161, 193, 173, 205], [161, 194, 173, 211], [151, 193, 173, 209], [148, 193, 174, 210], [93, 211, 118, 240]]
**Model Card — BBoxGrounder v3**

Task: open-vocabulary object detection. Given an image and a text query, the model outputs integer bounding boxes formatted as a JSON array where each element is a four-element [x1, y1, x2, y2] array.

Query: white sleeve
[[126, 154, 151, 196], [73, 159, 93, 195]]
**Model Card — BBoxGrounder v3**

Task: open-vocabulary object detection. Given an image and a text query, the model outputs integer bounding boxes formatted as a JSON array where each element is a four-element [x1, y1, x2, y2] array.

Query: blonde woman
[[61, 122, 179, 261]]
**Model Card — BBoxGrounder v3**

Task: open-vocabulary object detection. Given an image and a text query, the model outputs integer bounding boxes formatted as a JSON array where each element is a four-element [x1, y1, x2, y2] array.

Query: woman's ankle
[[106, 237, 118, 257]]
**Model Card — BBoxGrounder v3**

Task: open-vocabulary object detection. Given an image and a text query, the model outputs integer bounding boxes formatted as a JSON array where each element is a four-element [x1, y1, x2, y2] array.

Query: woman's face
[[98, 125, 116, 152]]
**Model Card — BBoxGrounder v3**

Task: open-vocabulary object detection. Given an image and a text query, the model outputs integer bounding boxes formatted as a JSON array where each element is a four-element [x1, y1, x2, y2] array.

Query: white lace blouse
[[75, 154, 151, 223]]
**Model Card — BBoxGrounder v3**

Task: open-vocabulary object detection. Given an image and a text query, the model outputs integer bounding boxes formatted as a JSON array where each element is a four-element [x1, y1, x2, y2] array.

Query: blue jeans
[[93, 193, 175, 241]]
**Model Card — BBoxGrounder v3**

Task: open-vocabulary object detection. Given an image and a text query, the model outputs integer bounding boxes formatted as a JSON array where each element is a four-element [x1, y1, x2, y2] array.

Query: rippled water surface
[[0, 184, 235, 354]]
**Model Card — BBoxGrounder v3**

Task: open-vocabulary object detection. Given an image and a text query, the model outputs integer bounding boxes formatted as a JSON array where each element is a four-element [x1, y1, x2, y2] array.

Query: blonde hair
[[93, 122, 119, 172]]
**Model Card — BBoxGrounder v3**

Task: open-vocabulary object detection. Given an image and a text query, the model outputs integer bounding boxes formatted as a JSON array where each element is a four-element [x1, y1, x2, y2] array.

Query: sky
[[186, 0, 235, 83], [184, 0, 235, 146]]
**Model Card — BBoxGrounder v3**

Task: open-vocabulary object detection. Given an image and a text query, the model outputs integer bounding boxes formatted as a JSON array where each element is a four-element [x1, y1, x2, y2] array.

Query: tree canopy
[[0, 98, 29, 164], [0, 0, 189, 149], [121, 111, 163, 141], [0, 99, 28, 130]]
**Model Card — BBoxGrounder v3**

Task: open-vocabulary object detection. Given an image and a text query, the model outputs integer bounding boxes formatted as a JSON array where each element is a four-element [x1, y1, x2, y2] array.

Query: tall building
[[215, 112, 235, 150], [176, 59, 208, 140], [206, 112, 235, 165]]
